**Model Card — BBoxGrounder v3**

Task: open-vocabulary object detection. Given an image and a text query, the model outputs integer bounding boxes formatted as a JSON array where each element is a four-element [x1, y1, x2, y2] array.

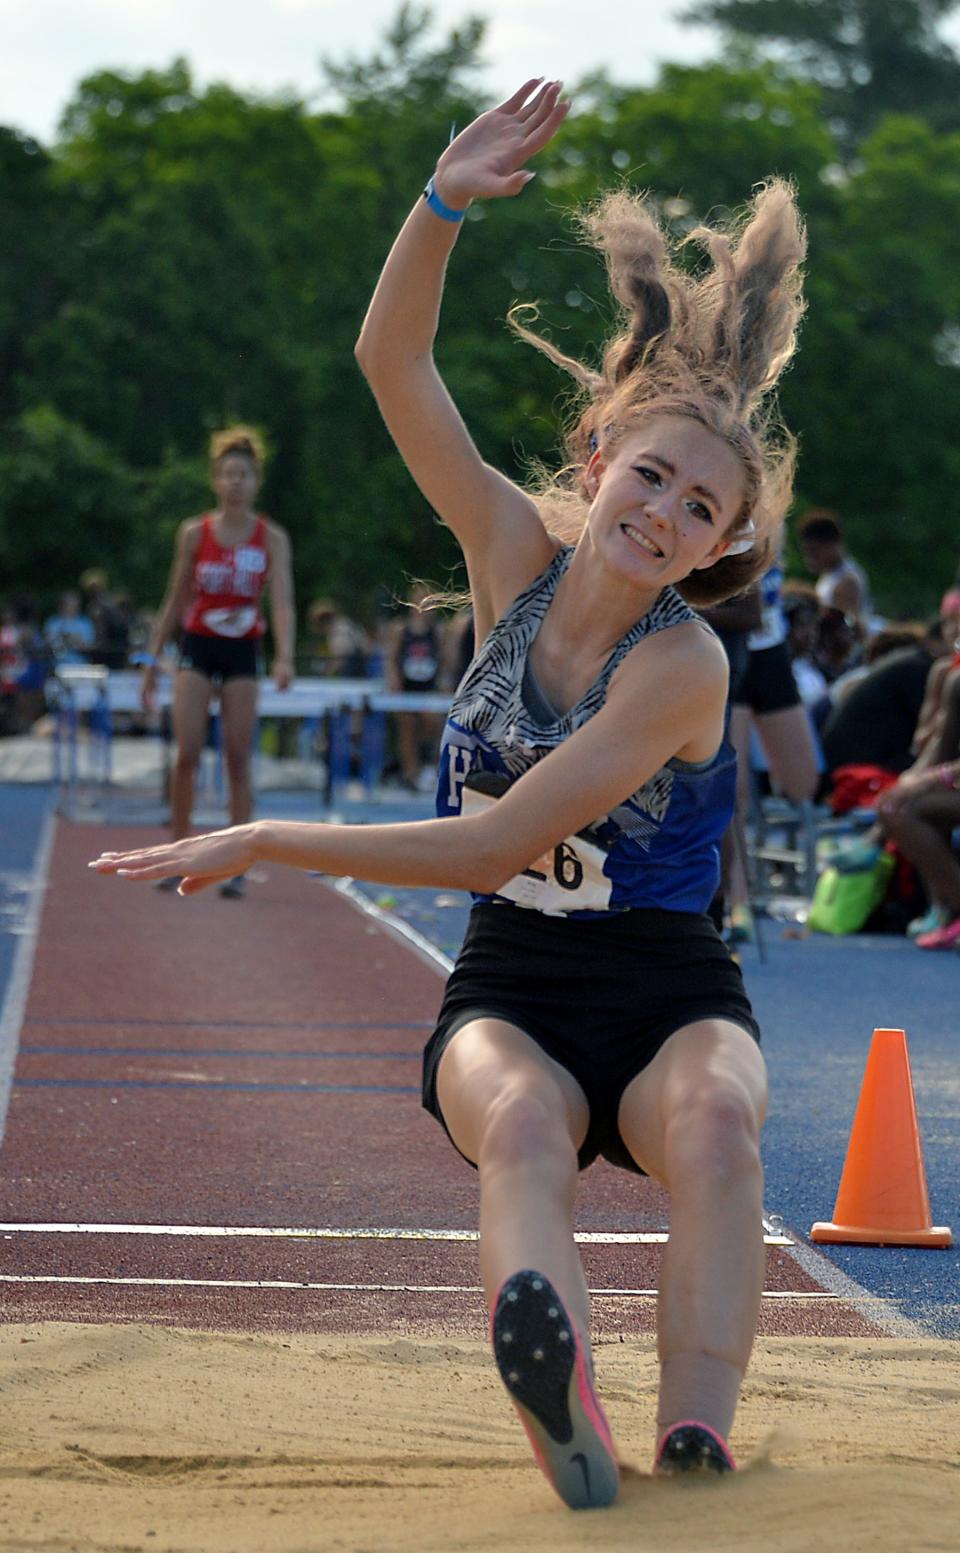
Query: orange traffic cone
[[811, 1028, 952, 1247]]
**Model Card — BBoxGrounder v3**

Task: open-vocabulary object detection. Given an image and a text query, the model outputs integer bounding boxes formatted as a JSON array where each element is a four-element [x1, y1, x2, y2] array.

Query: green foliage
[[0, 406, 135, 600], [683, 1, 960, 149], [2, 7, 960, 625]]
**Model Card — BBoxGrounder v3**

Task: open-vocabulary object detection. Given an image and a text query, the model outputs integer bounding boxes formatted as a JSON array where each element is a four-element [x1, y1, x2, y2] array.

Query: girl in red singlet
[[141, 426, 295, 898]]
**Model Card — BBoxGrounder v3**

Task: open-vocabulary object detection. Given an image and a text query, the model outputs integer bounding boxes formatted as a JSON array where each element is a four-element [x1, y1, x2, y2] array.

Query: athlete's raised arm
[[354, 80, 569, 627]]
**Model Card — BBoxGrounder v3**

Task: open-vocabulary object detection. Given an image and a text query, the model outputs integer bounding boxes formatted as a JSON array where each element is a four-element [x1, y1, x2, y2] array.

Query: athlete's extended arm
[[91, 627, 726, 895], [354, 79, 568, 630]]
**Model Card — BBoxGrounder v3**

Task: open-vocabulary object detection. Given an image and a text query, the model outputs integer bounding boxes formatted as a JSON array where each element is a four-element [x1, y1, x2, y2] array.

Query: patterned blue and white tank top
[[436, 546, 736, 917]]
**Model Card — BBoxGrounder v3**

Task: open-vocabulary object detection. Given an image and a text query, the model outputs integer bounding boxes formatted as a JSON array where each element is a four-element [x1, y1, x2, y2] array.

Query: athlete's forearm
[[270, 600, 295, 662], [147, 594, 184, 657], [254, 814, 503, 894], [355, 196, 462, 374]]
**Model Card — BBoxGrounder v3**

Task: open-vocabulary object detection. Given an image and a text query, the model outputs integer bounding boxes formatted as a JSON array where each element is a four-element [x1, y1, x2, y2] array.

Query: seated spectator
[[44, 590, 95, 667], [781, 585, 829, 709], [0, 597, 48, 734], [876, 743, 960, 948], [814, 605, 863, 685], [820, 618, 947, 782], [305, 599, 370, 678], [827, 621, 927, 709], [798, 508, 873, 624]]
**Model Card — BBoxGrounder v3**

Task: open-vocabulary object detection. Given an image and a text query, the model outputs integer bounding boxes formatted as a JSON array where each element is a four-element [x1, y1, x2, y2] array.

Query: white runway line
[[332, 877, 454, 975], [0, 1221, 792, 1246]]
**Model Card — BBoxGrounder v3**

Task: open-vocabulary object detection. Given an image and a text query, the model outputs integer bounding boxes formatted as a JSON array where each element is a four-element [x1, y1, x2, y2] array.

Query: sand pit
[[1, 1324, 958, 1551]]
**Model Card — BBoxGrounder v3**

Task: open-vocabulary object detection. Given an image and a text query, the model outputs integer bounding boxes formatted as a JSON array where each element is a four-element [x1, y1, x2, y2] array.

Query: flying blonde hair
[[512, 179, 806, 605]]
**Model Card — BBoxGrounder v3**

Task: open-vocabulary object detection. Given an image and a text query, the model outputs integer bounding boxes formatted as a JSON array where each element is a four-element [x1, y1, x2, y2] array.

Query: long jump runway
[[0, 819, 882, 1342]]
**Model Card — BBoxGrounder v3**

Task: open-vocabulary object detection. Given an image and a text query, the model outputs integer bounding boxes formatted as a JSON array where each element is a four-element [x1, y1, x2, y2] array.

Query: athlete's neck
[[213, 506, 257, 540]]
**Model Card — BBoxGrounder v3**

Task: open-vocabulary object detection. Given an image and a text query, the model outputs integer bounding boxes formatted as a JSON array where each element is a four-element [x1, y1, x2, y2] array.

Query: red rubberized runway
[[0, 822, 878, 1340]]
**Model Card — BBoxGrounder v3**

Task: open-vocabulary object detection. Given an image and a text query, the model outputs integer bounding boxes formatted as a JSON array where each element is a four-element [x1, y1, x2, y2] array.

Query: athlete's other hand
[[140, 663, 158, 713], [432, 79, 569, 211], [272, 656, 294, 692], [89, 823, 260, 895]]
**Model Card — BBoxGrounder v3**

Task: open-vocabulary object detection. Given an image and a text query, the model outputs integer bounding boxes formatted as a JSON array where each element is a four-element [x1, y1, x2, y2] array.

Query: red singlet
[[182, 514, 270, 639]]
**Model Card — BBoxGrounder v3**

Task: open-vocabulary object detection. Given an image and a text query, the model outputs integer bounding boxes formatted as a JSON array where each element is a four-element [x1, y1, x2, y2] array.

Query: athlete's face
[[585, 416, 746, 586], [213, 453, 259, 510]]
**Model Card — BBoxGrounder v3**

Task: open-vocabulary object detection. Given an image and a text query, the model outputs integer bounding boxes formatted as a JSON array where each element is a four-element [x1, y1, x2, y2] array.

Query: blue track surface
[[0, 785, 51, 997], [1, 781, 956, 1335]]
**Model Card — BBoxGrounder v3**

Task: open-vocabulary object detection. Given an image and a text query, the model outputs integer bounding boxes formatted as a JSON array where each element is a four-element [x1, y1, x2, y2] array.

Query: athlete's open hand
[[432, 79, 569, 211], [89, 824, 260, 895]]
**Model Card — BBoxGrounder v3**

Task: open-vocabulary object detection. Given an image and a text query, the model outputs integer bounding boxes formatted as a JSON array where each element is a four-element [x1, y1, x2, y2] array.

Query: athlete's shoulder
[[262, 517, 290, 550], [176, 515, 207, 550], [615, 611, 728, 704]]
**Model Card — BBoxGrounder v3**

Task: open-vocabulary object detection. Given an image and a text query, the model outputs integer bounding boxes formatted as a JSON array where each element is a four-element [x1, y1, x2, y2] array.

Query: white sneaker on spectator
[[907, 904, 947, 940]]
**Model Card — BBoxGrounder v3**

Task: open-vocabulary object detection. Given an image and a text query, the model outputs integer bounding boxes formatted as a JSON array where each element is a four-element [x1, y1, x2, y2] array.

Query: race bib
[[200, 605, 258, 638], [461, 774, 612, 915]]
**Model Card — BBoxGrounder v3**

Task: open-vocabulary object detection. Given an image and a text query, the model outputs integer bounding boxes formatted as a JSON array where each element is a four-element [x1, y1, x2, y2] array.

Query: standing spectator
[[386, 585, 445, 790], [140, 425, 295, 900], [80, 569, 132, 671], [44, 591, 95, 666], [726, 562, 819, 940], [797, 509, 872, 623]]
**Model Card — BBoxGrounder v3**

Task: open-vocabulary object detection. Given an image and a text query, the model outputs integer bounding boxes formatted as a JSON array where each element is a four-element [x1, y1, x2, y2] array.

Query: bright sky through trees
[[5, 0, 721, 143]]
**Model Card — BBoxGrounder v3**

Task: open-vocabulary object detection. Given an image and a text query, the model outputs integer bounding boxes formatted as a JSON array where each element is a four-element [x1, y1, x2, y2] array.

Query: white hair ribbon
[[724, 518, 756, 557]]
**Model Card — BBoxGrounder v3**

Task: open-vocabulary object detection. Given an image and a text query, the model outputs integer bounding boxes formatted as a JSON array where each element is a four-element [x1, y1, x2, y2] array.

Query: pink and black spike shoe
[[655, 1419, 736, 1475], [492, 1269, 619, 1509]]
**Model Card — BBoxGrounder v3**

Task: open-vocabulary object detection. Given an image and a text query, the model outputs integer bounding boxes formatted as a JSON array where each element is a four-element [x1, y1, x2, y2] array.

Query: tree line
[[3, 1, 960, 623]]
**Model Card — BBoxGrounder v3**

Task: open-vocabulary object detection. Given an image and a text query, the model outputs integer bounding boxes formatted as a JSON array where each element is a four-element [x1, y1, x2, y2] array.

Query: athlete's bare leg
[[219, 676, 259, 827], [170, 669, 212, 839], [617, 1019, 767, 1447], [436, 1018, 591, 1330]]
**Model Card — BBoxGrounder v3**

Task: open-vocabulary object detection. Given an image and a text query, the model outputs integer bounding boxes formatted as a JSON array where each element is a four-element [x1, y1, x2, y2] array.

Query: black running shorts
[[178, 631, 260, 684], [422, 900, 760, 1175], [730, 640, 800, 715]]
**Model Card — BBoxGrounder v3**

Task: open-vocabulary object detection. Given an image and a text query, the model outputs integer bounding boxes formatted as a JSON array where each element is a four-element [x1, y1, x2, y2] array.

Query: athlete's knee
[[173, 748, 202, 777], [477, 1083, 578, 1178], [662, 1083, 763, 1189]]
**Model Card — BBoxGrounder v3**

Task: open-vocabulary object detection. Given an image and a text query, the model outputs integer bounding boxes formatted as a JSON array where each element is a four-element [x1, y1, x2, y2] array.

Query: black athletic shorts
[[422, 900, 760, 1176], [178, 631, 260, 684], [730, 640, 800, 715], [714, 627, 750, 705]]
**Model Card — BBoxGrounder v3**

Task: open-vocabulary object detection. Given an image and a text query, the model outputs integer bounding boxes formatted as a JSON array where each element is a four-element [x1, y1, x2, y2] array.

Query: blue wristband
[[423, 175, 467, 223]]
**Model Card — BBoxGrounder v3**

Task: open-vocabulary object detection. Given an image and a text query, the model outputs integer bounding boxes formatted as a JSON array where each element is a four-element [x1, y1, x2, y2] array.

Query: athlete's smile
[[622, 522, 664, 559]]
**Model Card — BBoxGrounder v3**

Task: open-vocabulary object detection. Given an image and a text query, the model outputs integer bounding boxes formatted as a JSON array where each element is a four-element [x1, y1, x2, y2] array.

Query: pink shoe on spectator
[[915, 915, 960, 950]]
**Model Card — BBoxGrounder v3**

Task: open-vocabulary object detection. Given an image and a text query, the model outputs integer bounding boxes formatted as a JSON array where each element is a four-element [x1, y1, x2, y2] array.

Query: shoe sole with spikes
[[655, 1420, 736, 1476], [492, 1270, 618, 1509]]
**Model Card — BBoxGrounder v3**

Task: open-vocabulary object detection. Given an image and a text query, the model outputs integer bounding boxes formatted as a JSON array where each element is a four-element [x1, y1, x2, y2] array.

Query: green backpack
[[807, 849, 896, 935]]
